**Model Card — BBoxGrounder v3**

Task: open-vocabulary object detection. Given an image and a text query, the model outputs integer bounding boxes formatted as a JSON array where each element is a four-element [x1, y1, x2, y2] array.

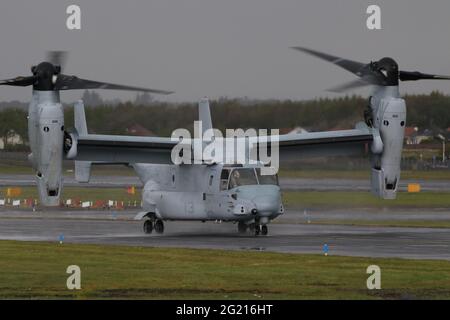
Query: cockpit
[[220, 167, 279, 190]]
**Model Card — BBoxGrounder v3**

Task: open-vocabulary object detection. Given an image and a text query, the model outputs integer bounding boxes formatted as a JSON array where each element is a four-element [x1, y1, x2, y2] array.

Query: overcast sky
[[1, 0, 450, 103]]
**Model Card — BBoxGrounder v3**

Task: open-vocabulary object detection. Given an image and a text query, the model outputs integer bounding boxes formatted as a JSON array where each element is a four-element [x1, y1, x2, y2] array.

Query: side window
[[220, 169, 230, 191], [220, 169, 229, 180]]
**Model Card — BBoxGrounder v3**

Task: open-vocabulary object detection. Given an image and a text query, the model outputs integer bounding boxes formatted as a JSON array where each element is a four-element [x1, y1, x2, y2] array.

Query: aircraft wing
[[71, 134, 179, 164], [68, 100, 375, 165], [70, 124, 375, 164], [67, 100, 186, 165], [249, 122, 375, 163]]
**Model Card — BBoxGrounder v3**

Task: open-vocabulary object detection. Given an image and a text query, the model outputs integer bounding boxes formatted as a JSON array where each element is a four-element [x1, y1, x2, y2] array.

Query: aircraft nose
[[253, 193, 281, 214], [233, 185, 281, 216]]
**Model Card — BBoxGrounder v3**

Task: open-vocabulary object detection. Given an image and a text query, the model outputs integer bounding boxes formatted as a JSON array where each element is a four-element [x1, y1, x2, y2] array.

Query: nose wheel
[[261, 225, 268, 236], [244, 223, 268, 236], [255, 224, 261, 236], [255, 224, 268, 236]]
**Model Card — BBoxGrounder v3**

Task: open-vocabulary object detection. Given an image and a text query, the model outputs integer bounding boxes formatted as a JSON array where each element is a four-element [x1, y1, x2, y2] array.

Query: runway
[[1, 174, 450, 191], [1, 209, 449, 261]]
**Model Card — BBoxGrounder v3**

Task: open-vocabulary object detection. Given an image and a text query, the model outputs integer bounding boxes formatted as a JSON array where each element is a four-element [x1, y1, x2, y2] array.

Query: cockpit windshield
[[256, 168, 279, 185], [228, 168, 258, 189], [221, 167, 279, 190]]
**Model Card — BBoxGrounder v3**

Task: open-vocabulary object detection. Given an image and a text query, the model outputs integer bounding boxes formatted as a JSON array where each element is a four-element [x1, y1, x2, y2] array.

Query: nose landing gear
[[238, 222, 268, 236], [261, 225, 268, 236]]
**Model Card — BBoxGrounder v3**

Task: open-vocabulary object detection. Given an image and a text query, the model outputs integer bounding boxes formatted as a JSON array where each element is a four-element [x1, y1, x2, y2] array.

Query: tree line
[[1, 91, 449, 150]]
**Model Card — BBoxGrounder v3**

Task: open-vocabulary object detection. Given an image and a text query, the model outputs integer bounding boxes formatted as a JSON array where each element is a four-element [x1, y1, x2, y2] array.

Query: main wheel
[[261, 225, 268, 236], [238, 222, 248, 234], [143, 220, 153, 234], [154, 219, 164, 234]]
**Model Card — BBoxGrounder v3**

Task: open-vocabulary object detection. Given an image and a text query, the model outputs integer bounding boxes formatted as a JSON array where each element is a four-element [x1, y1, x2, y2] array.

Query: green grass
[[0, 164, 135, 176], [1, 163, 449, 180], [1, 240, 450, 299], [2, 187, 449, 210], [283, 191, 450, 209], [0, 164, 34, 175], [279, 169, 450, 180]]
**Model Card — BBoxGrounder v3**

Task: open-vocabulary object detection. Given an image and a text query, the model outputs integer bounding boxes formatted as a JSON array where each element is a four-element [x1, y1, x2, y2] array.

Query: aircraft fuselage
[[133, 163, 284, 226]]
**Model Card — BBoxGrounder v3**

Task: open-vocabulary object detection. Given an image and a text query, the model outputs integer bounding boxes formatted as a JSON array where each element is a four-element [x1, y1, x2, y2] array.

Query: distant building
[[125, 124, 155, 136], [404, 127, 434, 145], [0, 131, 23, 150], [279, 126, 309, 135], [404, 127, 418, 145]]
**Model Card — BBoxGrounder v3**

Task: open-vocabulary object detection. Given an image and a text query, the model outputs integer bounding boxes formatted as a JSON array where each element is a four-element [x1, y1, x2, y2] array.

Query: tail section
[[74, 100, 88, 135], [73, 100, 92, 183], [195, 97, 216, 164], [199, 97, 213, 135]]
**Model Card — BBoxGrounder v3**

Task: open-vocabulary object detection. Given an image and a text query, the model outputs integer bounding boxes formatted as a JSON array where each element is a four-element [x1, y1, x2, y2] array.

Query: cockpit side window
[[256, 168, 279, 185], [221, 169, 230, 180], [220, 169, 230, 190], [228, 168, 258, 189]]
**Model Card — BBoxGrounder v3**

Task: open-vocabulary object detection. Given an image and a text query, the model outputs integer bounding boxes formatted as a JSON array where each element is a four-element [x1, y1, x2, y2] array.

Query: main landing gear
[[238, 222, 268, 236], [143, 219, 164, 234]]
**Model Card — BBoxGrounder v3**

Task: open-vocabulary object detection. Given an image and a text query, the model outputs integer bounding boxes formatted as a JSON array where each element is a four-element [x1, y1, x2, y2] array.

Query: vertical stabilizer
[[195, 97, 216, 163], [74, 100, 88, 135], [73, 100, 91, 182], [199, 97, 212, 135]]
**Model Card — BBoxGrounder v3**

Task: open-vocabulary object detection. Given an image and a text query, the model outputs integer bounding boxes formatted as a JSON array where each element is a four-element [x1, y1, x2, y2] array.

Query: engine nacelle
[[34, 95, 64, 206], [369, 87, 406, 199]]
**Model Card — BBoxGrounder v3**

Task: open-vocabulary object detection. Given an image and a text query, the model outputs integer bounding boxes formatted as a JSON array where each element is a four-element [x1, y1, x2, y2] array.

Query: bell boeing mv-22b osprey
[[1, 48, 450, 236]]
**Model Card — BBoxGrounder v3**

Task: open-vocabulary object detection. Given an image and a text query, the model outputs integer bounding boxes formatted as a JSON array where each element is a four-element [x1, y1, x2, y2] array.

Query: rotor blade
[[326, 78, 372, 93], [0, 76, 37, 87], [291, 46, 367, 76], [54, 74, 174, 94], [47, 51, 68, 70], [399, 70, 450, 82]]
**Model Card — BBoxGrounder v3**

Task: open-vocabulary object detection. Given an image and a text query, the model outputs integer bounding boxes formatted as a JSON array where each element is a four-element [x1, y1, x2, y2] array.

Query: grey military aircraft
[[2, 48, 450, 236]]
